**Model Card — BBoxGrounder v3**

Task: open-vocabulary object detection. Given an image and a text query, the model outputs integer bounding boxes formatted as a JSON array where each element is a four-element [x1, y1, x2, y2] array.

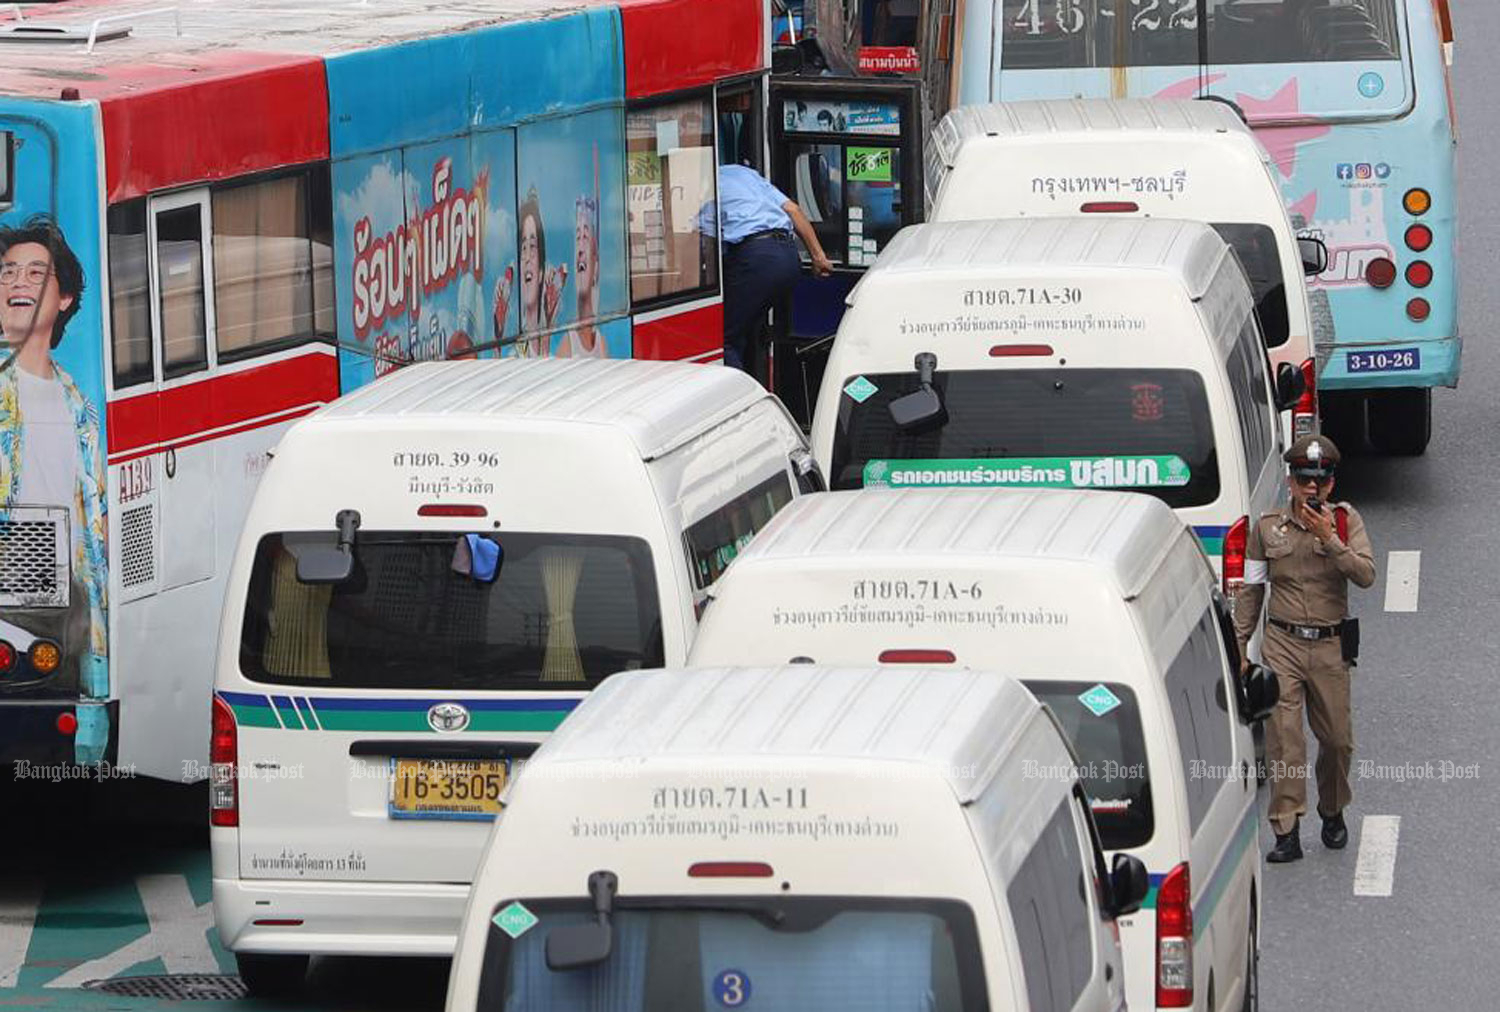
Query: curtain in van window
[[695, 911, 935, 1010], [263, 546, 331, 678], [539, 547, 588, 683], [504, 915, 648, 1011]]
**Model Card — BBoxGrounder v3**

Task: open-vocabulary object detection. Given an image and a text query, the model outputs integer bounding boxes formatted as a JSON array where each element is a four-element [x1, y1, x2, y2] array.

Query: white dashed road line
[[1384, 551, 1421, 613], [0, 878, 43, 988], [1353, 815, 1402, 897]]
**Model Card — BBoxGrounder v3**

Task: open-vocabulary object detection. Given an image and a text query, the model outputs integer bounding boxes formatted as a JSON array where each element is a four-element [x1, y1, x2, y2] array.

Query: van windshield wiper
[[888, 351, 948, 433]]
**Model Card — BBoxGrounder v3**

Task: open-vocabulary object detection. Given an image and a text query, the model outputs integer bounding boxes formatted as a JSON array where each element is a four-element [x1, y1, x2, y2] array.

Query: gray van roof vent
[[0, 9, 181, 52]]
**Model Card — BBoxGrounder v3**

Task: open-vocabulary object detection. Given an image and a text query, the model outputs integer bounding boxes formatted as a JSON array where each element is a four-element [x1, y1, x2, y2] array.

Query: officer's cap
[[1283, 434, 1340, 477]]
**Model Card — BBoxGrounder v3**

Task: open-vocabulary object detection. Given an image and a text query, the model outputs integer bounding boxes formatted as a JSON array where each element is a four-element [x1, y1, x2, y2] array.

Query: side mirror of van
[[290, 510, 361, 584], [1108, 853, 1150, 917], [889, 352, 948, 434], [1274, 362, 1306, 411], [1238, 663, 1281, 723], [545, 870, 618, 971], [1298, 235, 1329, 277]]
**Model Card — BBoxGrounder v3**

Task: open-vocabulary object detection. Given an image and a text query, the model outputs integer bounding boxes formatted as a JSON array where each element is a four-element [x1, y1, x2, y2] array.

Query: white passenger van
[[210, 357, 816, 994], [811, 216, 1297, 588], [924, 98, 1327, 440], [687, 489, 1280, 1012], [445, 664, 1149, 1012]]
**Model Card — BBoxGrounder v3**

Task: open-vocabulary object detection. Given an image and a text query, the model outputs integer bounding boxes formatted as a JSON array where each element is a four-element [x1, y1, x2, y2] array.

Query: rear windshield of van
[[476, 898, 985, 1011], [239, 531, 664, 690], [1212, 223, 1289, 348], [1023, 680, 1154, 851], [831, 367, 1220, 508]]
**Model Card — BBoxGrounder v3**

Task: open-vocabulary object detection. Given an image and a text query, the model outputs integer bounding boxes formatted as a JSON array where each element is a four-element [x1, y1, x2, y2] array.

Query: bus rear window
[[476, 899, 985, 1011], [239, 531, 664, 690], [1023, 680, 1154, 851], [1000, 0, 1402, 68], [830, 367, 1220, 508]]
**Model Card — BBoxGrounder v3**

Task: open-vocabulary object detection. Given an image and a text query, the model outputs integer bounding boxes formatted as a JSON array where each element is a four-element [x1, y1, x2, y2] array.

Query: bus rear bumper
[[0, 699, 118, 768], [1318, 335, 1460, 391]]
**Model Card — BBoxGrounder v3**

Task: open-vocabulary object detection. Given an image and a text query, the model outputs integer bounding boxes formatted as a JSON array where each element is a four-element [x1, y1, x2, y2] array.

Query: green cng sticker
[[1078, 684, 1123, 717], [861, 455, 1191, 489], [493, 901, 539, 939], [844, 376, 879, 402], [847, 146, 893, 183]]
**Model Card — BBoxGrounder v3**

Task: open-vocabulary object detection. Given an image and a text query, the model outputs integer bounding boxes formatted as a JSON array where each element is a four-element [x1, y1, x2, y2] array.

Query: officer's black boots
[[1267, 819, 1303, 863], [1321, 811, 1349, 849]]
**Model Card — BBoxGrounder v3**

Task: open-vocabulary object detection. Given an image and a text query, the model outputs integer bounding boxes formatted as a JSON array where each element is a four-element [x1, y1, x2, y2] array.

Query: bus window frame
[[208, 161, 337, 368], [625, 84, 724, 316]]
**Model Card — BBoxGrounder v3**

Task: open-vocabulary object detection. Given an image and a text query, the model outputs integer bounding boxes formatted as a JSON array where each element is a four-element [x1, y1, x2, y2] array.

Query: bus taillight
[[1405, 224, 1433, 252], [1365, 257, 1397, 289], [211, 696, 240, 828]]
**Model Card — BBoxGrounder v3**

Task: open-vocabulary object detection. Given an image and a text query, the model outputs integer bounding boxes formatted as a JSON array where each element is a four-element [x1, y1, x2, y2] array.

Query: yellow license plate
[[389, 758, 508, 820]]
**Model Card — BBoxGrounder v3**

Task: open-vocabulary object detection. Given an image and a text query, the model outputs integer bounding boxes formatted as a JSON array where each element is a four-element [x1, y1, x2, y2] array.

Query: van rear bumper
[[213, 877, 470, 956]]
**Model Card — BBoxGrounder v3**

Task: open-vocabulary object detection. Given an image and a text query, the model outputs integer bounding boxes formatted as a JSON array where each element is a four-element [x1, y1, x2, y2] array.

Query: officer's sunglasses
[[1291, 472, 1334, 487]]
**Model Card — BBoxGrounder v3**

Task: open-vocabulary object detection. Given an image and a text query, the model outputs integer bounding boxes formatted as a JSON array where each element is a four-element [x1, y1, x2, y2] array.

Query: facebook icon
[[1336, 163, 1355, 181]]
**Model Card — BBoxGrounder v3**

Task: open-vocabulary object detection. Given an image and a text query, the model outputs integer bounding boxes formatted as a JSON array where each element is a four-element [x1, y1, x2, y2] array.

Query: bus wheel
[[1368, 388, 1431, 456], [1317, 390, 1366, 452], [235, 953, 309, 997]]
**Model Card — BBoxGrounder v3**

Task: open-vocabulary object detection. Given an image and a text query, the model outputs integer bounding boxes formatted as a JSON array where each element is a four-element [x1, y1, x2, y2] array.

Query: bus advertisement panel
[[0, 105, 112, 764]]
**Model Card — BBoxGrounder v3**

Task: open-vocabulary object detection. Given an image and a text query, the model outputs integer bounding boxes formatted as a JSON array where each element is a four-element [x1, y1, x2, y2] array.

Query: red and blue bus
[[0, 0, 766, 775]]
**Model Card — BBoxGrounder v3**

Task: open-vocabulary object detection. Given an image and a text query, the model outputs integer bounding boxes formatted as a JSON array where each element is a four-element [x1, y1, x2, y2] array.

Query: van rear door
[[228, 528, 665, 884]]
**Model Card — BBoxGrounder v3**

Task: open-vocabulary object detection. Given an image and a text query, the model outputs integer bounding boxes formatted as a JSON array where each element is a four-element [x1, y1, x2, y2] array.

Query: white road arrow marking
[[0, 878, 43, 987], [45, 874, 219, 988], [1353, 815, 1401, 897], [1384, 550, 1421, 612]]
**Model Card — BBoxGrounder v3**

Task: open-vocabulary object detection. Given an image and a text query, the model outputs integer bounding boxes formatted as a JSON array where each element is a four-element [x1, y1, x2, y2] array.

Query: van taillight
[[211, 696, 239, 828], [418, 504, 488, 517], [1294, 358, 1318, 438], [1081, 201, 1139, 213], [989, 344, 1055, 357], [1223, 516, 1249, 598], [1155, 861, 1193, 1007], [877, 649, 956, 664]]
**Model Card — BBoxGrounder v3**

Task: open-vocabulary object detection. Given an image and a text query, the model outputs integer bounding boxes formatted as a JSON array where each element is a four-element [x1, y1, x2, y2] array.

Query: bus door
[[767, 76, 923, 427], [144, 188, 220, 594]]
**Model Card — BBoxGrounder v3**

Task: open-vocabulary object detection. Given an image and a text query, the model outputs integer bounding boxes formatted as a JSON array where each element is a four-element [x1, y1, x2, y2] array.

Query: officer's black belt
[[1268, 617, 1341, 640], [732, 227, 793, 245]]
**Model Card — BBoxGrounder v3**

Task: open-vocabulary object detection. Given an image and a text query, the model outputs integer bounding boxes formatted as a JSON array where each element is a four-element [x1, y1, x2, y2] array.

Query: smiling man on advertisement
[[0, 214, 108, 711]]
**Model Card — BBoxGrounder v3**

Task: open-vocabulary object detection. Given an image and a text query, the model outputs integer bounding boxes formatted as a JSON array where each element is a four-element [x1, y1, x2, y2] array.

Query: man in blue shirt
[[708, 164, 833, 373]]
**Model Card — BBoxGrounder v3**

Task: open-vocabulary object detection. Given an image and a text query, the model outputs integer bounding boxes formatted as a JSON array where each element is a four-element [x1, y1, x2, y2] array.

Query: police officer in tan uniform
[[1234, 434, 1376, 863]]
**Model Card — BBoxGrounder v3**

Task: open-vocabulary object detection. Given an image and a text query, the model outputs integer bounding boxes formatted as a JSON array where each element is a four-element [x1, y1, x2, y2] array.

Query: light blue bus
[[789, 0, 1457, 454]]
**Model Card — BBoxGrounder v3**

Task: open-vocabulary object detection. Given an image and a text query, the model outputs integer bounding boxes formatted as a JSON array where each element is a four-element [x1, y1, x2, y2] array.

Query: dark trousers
[[722, 230, 801, 374]]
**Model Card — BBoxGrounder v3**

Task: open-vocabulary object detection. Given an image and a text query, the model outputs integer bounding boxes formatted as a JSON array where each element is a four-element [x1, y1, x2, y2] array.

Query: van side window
[[1165, 608, 1236, 830], [1007, 799, 1095, 1012], [682, 471, 794, 591], [1226, 317, 1274, 489]]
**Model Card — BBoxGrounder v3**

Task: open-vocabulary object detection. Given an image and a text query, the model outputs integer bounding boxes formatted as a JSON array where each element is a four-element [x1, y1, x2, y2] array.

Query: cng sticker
[[844, 376, 879, 402], [493, 901, 539, 938], [1078, 684, 1122, 718]]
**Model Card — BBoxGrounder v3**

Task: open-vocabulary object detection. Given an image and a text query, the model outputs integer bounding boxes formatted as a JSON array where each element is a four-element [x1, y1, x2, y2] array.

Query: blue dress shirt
[[704, 164, 794, 244]]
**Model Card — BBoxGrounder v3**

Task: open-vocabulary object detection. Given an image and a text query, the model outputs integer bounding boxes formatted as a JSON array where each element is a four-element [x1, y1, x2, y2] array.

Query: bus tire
[[1368, 388, 1431, 456], [1317, 390, 1366, 451], [235, 953, 309, 997]]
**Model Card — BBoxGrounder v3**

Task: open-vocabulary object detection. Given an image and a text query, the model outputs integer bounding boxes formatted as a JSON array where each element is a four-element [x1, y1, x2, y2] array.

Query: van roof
[[727, 488, 1188, 600], [529, 665, 1049, 803], [932, 98, 1252, 161], [849, 217, 1231, 304], [304, 357, 772, 461]]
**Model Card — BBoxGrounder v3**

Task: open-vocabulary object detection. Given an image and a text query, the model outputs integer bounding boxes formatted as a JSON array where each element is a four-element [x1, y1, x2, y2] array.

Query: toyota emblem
[[427, 702, 471, 733]]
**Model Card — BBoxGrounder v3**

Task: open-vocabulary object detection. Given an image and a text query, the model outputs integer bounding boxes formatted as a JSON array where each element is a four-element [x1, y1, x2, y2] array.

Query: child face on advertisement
[[574, 202, 597, 299], [520, 213, 542, 321], [0, 243, 71, 351]]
